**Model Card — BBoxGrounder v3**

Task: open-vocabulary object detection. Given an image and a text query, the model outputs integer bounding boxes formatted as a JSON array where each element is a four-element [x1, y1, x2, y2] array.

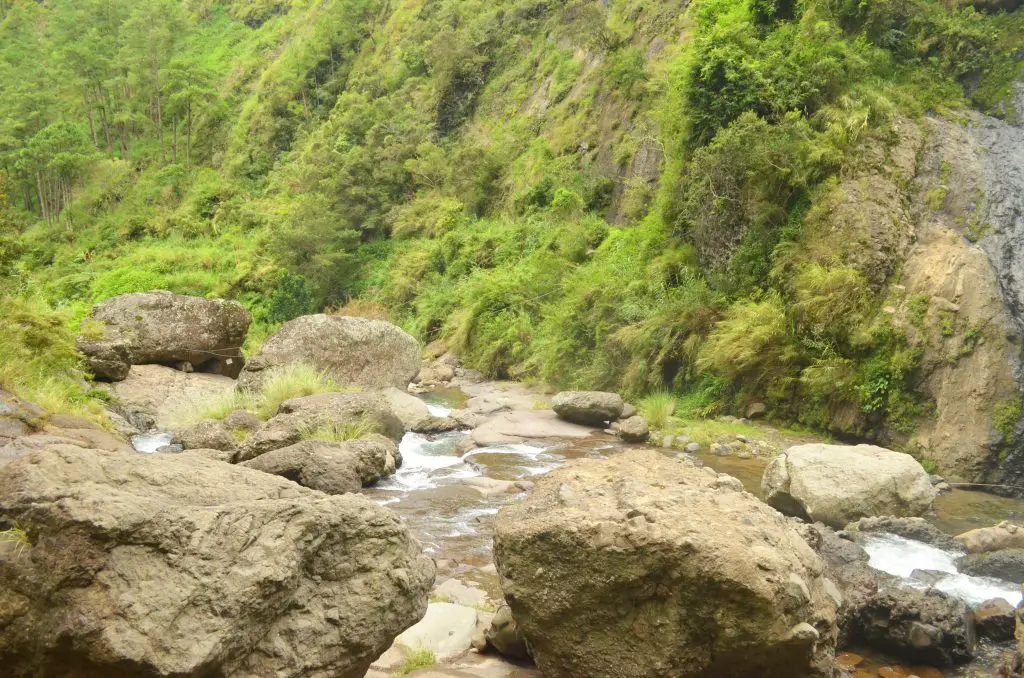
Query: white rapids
[[861, 532, 1022, 607], [130, 432, 173, 454]]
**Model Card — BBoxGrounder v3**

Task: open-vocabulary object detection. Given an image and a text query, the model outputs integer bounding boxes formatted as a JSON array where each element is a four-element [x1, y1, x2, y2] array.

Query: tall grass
[[257, 363, 339, 419], [296, 417, 380, 442], [639, 392, 677, 429]]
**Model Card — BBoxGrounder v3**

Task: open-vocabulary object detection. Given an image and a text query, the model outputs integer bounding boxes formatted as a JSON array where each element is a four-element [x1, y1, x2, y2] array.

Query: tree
[[17, 122, 93, 224], [163, 58, 214, 168]]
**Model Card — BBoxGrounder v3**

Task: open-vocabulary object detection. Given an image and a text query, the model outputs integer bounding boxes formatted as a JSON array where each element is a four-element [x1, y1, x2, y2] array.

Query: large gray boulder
[[77, 291, 249, 381], [493, 450, 839, 678], [240, 391, 405, 461], [242, 437, 400, 494], [550, 391, 624, 426], [237, 314, 420, 392], [0, 445, 434, 677], [762, 444, 936, 528]]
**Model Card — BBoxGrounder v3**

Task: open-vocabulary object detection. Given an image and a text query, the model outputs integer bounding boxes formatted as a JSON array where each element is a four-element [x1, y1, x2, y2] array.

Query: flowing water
[[130, 431, 173, 453]]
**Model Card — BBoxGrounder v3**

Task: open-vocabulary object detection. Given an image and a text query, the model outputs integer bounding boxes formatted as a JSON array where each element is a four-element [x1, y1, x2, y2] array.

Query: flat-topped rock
[[550, 391, 623, 426]]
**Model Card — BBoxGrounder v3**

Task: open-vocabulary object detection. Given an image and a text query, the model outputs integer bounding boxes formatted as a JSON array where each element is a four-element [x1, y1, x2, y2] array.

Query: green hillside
[[1, 0, 1022, 443]]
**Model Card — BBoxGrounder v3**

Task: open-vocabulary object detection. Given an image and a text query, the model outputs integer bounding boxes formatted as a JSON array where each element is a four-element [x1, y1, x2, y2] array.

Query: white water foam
[[426, 403, 452, 417], [861, 533, 1022, 607], [131, 432, 173, 454]]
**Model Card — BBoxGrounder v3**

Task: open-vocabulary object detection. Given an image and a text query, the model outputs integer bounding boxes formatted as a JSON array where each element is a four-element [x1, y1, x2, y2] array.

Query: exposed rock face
[[550, 391, 624, 426], [1, 389, 131, 468], [958, 549, 1024, 582], [956, 521, 1024, 554], [240, 392, 404, 461], [237, 314, 421, 392], [242, 437, 400, 494], [973, 598, 1015, 641], [0, 445, 435, 677], [100, 364, 235, 430], [762, 444, 936, 528], [906, 113, 1023, 487], [77, 291, 249, 381], [493, 450, 839, 678], [851, 587, 975, 666], [615, 415, 650, 442]]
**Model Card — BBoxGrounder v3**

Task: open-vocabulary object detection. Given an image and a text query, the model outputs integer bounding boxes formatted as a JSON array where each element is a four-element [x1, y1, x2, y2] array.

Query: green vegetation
[[1, 0, 1022, 442], [639, 393, 677, 429], [397, 647, 436, 675], [252, 364, 339, 420], [994, 398, 1022, 443], [296, 418, 380, 443], [0, 523, 31, 558]]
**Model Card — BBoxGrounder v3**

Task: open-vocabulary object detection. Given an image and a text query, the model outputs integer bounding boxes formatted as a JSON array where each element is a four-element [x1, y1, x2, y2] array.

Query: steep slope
[[2, 0, 1024, 487]]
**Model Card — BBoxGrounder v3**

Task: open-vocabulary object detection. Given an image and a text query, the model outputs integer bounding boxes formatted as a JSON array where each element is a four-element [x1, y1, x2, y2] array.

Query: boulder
[[100, 364, 236, 430], [380, 386, 433, 431], [762, 444, 936, 528], [0, 445, 434, 677], [846, 517, 962, 551], [493, 450, 839, 678], [615, 415, 650, 443], [956, 521, 1024, 554], [620, 402, 637, 419], [241, 437, 400, 494], [240, 392, 405, 461], [77, 291, 249, 381], [223, 409, 260, 432], [173, 419, 235, 452], [973, 598, 1015, 641], [237, 314, 420, 392], [958, 549, 1024, 582], [550, 391, 624, 426], [485, 604, 531, 660], [851, 587, 975, 666]]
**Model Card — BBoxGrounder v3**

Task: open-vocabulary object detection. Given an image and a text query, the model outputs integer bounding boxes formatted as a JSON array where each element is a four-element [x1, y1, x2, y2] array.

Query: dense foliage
[[0, 0, 1021, 436]]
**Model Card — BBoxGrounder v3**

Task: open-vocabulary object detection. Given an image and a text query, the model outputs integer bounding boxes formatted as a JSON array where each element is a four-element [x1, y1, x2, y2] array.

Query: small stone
[[737, 451, 752, 460], [662, 435, 674, 448], [685, 442, 700, 453]]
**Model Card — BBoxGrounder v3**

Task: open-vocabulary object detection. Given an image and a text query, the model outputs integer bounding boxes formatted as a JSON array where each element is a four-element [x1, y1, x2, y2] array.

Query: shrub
[[252, 363, 340, 420], [639, 392, 677, 429]]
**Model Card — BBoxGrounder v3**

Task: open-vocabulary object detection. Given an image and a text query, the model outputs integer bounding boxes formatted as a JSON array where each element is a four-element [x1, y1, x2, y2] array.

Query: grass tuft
[[639, 392, 677, 430], [296, 417, 379, 442], [0, 524, 31, 558], [256, 364, 339, 420], [397, 647, 436, 675]]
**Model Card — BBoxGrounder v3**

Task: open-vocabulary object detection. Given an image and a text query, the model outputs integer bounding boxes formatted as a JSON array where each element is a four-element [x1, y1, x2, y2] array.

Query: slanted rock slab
[[493, 450, 839, 678], [762, 444, 936, 528], [0, 445, 434, 677]]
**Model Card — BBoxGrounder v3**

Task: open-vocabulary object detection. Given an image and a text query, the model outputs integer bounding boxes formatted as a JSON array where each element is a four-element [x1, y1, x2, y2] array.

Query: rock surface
[[470, 409, 594, 446], [851, 587, 975, 666], [393, 602, 479, 661], [493, 450, 839, 678], [173, 419, 236, 451], [615, 415, 649, 443], [550, 391, 623, 426], [237, 314, 420, 392], [0, 445, 434, 677], [242, 437, 400, 493], [241, 391, 405, 461], [762, 444, 936, 528], [100, 364, 236, 430], [957, 548, 1024, 582], [973, 598, 1015, 641], [485, 604, 530, 660], [956, 521, 1024, 554], [77, 291, 249, 381], [846, 516, 962, 551]]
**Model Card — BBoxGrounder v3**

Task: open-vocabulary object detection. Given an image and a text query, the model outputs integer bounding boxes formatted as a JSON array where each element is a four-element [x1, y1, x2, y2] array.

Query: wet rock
[[394, 602, 479, 660], [237, 314, 420, 392], [173, 419, 235, 452], [550, 391, 624, 426], [413, 416, 461, 434], [241, 437, 400, 493], [762, 444, 936, 528], [973, 598, 1015, 641], [155, 443, 184, 454], [485, 604, 531, 660], [846, 517, 963, 551], [493, 450, 839, 678], [956, 521, 1024, 554], [240, 392, 404, 461], [0, 445, 434, 677], [957, 548, 1024, 582], [616, 415, 649, 443], [852, 587, 975, 666], [77, 291, 249, 381], [712, 442, 730, 456]]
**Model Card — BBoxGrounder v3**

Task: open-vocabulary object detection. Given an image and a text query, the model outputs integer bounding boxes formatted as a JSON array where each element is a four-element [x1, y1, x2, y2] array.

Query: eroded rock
[[493, 450, 839, 678], [241, 437, 399, 493], [0, 445, 434, 677]]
